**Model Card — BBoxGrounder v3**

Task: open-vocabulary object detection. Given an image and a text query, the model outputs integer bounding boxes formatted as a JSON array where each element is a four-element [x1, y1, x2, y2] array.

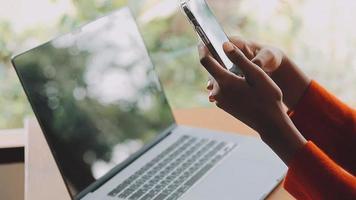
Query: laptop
[[12, 7, 286, 200]]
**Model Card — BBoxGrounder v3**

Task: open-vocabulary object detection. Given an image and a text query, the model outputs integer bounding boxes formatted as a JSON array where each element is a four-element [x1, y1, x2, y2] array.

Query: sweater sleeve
[[284, 141, 356, 200], [288, 80, 356, 174]]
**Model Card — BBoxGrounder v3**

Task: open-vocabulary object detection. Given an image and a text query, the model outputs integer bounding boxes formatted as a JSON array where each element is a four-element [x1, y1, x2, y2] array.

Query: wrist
[[258, 109, 307, 164], [271, 56, 311, 109]]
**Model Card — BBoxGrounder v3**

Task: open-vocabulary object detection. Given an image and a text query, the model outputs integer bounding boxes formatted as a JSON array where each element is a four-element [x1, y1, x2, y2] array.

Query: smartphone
[[180, 0, 242, 75]]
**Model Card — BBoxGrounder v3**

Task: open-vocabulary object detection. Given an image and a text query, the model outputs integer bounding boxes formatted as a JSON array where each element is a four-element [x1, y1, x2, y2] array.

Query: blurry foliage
[[1, 0, 356, 129], [0, 0, 129, 129], [58, 0, 127, 32]]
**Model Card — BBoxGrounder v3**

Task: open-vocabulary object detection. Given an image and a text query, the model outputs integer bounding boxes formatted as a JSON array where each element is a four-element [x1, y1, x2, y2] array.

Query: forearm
[[258, 107, 307, 165], [271, 56, 311, 109]]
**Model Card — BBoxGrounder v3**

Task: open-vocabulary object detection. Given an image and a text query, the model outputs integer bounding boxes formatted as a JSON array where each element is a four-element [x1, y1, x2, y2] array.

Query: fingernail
[[209, 95, 215, 102], [223, 42, 235, 52]]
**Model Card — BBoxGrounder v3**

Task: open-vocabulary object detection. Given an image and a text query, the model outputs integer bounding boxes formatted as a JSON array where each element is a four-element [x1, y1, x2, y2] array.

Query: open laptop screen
[[12, 8, 175, 196]]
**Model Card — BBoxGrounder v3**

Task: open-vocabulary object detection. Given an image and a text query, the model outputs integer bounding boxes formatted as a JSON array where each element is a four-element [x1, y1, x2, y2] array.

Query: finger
[[198, 43, 214, 89], [251, 48, 281, 73], [223, 42, 266, 83], [229, 37, 254, 60], [229, 37, 261, 59], [199, 44, 229, 82], [230, 36, 262, 50], [207, 80, 213, 90], [229, 36, 247, 49], [209, 91, 215, 102], [198, 42, 213, 57], [209, 81, 220, 102], [207, 77, 215, 90], [207, 74, 215, 90]]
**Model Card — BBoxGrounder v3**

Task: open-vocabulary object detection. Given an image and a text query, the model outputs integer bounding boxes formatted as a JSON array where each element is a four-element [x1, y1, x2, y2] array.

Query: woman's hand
[[199, 42, 306, 164], [207, 37, 311, 109], [200, 42, 284, 132]]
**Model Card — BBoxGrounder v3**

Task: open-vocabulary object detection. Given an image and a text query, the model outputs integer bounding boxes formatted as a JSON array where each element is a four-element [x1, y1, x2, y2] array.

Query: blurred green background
[[1, 0, 356, 129]]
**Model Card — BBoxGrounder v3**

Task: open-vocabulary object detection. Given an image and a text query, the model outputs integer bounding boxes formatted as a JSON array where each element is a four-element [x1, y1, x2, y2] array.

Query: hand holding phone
[[180, 0, 242, 75]]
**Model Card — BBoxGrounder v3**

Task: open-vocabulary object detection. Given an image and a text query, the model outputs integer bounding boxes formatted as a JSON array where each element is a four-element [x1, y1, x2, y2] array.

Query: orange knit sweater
[[284, 81, 356, 199]]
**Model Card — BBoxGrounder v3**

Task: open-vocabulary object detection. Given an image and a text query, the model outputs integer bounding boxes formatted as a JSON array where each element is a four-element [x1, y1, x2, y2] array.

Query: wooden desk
[[25, 108, 294, 200]]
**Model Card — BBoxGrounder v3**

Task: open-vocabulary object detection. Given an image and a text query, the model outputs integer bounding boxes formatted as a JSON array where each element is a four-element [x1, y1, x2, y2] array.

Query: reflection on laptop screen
[[13, 8, 175, 196]]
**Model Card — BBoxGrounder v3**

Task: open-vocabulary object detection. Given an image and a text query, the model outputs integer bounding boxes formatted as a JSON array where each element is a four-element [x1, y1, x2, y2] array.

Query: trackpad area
[[180, 138, 287, 200]]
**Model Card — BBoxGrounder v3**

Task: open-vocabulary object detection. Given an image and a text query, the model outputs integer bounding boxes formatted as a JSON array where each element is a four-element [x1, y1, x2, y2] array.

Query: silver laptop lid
[[12, 7, 175, 198]]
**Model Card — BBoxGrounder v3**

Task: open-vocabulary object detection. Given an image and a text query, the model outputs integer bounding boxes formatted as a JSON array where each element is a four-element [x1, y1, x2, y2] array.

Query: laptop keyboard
[[108, 135, 236, 200]]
